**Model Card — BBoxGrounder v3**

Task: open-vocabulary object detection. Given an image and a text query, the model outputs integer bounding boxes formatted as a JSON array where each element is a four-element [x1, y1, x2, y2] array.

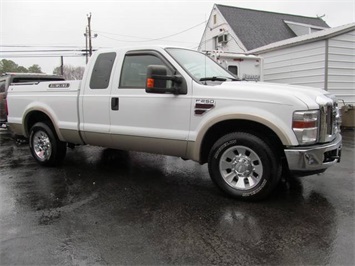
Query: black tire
[[208, 132, 281, 200], [29, 122, 67, 166]]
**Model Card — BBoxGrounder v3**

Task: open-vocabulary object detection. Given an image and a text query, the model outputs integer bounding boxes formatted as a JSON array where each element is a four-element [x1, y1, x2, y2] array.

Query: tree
[[53, 65, 85, 80], [16, 66, 29, 73], [28, 64, 42, 73], [0, 59, 20, 73], [0, 59, 43, 74]]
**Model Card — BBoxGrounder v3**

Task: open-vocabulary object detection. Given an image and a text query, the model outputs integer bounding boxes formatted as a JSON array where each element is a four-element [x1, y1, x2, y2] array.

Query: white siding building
[[248, 23, 355, 105], [198, 5, 247, 53], [198, 4, 329, 53]]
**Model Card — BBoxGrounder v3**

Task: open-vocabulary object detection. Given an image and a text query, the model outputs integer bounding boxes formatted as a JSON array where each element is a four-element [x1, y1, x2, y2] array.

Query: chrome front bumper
[[284, 134, 342, 172]]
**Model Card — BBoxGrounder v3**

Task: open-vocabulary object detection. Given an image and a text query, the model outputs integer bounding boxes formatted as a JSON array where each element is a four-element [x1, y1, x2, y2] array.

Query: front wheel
[[29, 122, 67, 166], [208, 132, 281, 200]]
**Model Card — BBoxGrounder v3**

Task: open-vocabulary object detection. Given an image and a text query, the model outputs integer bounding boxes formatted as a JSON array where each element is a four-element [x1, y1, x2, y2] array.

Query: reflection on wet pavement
[[0, 128, 354, 265]]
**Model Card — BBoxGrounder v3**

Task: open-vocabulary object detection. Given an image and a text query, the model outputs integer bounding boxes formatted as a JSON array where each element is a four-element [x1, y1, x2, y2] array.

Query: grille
[[319, 99, 340, 143]]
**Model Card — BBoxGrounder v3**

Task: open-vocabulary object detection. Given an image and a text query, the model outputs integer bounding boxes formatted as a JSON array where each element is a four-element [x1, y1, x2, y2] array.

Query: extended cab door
[[109, 50, 191, 157], [80, 52, 117, 147]]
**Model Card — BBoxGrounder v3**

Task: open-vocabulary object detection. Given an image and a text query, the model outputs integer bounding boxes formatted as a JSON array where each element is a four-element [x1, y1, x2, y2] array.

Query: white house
[[198, 4, 329, 53], [248, 23, 355, 106]]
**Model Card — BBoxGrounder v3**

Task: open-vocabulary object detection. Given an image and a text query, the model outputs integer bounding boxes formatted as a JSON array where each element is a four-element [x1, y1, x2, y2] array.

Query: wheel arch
[[23, 109, 62, 140], [197, 119, 287, 164]]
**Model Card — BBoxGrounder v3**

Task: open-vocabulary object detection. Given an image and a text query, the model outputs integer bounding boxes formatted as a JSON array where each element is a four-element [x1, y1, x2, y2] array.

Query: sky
[[1, 0, 354, 74]]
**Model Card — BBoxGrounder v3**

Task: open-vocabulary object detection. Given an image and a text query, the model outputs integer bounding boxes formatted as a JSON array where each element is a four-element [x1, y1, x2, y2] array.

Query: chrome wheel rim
[[33, 130, 52, 162], [219, 145, 263, 190]]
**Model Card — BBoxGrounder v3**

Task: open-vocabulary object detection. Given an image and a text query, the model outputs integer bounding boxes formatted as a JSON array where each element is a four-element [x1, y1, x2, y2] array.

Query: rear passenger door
[[80, 52, 117, 146]]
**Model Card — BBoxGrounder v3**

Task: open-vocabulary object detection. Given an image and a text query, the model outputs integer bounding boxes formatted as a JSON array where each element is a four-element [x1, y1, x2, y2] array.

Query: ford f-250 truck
[[6, 46, 342, 200]]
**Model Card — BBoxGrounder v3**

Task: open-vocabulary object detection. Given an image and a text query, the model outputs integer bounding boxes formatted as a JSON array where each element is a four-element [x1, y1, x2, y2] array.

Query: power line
[[98, 33, 199, 45], [0, 44, 85, 48], [2, 20, 205, 50], [92, 30, 151, 40], [145, 21, 206, 41], [0, 49, 86, 53], [0, 49, 87, 59], [0, 55, 84, 58], [0, 20, 206, 61], [94, 20, 206, 43]]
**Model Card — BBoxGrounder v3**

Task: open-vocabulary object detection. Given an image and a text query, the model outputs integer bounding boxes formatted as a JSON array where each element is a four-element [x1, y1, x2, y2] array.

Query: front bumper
[[284, 134, 342, 172]]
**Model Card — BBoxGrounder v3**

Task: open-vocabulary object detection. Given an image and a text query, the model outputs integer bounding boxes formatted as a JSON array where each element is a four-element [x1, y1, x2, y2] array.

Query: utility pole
[[84, 13, 97, 63], [85, 26, 89, 63], [87, 13, 93, 57], [60, 56, 64, 76]]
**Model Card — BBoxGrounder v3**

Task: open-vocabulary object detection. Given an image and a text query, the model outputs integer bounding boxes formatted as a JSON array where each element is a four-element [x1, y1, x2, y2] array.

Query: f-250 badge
[[194, 99, 215, 115]]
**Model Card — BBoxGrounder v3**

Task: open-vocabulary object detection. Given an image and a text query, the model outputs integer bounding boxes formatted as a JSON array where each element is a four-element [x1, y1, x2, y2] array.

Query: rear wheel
[[29, 122, 66, 166], [208, 132, 281, 200]]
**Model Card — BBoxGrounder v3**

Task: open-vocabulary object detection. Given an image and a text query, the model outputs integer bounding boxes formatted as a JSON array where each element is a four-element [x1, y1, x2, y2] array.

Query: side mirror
[[145, 65, 182, 94]]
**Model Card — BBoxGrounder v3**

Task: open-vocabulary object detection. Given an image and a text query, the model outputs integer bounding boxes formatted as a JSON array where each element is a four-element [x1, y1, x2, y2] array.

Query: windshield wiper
[[199, 76, 240, 82], [200, 76, 226, 82]]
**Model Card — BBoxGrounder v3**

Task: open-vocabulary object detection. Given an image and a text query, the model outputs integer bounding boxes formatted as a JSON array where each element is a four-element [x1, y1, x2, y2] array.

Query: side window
[[90, 52, 116, 89], [120, 54, 172, 88], [0, 80, 6, 93]]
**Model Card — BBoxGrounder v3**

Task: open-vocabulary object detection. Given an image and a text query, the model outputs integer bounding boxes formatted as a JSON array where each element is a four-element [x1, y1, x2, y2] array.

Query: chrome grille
[[326, 105, 334, 135], [317, 95, 341, 143]]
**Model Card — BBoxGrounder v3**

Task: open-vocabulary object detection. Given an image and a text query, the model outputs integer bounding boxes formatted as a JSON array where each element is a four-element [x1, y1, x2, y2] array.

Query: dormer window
[[284, 20, 327, 36]]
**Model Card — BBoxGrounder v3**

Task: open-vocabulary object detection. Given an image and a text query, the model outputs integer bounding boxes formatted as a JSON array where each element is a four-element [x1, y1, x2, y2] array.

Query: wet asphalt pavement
[[0, 128, 354, 265]]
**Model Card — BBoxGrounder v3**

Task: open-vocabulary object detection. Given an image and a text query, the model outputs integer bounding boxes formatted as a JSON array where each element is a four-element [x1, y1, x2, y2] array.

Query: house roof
[[216, 4, 330, 50], [248, 22, 355, 54]]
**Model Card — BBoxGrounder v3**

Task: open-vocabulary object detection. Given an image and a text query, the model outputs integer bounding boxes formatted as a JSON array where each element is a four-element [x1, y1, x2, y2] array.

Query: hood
[[202, 81, 332, 109]]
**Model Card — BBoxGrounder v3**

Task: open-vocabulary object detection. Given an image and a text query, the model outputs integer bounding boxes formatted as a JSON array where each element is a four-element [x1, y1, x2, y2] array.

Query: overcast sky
[[1, 0, 354, 73]]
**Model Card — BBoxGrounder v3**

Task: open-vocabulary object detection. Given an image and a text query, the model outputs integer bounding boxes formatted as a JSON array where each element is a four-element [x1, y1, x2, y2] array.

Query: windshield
[[166, 48, 236, 83]]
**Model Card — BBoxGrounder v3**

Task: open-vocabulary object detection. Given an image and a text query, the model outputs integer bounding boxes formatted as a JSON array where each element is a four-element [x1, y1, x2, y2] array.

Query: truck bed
[[7, 80, 82, 143]]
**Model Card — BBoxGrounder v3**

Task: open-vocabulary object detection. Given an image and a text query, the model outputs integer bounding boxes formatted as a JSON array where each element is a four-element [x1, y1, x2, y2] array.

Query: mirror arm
[[151, 74, 182, 84]]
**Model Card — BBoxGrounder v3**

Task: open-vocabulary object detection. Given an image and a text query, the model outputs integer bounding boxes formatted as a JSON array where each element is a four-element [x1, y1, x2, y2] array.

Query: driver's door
[[109, 51, 191, 157]]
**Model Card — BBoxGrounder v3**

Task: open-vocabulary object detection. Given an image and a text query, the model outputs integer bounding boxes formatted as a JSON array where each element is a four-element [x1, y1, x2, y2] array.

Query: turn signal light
[[292, 120, 317, 128], [146, 78, 154, 89]]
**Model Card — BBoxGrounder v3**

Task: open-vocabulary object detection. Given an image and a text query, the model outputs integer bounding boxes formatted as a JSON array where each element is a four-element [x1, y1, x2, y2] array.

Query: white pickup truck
[[7, 46, 342, 200]]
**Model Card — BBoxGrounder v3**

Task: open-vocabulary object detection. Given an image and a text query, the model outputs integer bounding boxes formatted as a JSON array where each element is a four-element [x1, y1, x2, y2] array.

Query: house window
[[284, 20, 327, 36], [213, 14, 217, 24], [228, 65, 238, 76]]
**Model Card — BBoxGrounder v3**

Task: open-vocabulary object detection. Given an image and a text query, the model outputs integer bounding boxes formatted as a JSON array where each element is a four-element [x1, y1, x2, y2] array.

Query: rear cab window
[[90, 52, 117, 89]]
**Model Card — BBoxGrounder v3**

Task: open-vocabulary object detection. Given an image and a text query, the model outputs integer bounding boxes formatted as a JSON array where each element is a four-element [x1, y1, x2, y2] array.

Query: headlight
[[292, 110, 319, 145]]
